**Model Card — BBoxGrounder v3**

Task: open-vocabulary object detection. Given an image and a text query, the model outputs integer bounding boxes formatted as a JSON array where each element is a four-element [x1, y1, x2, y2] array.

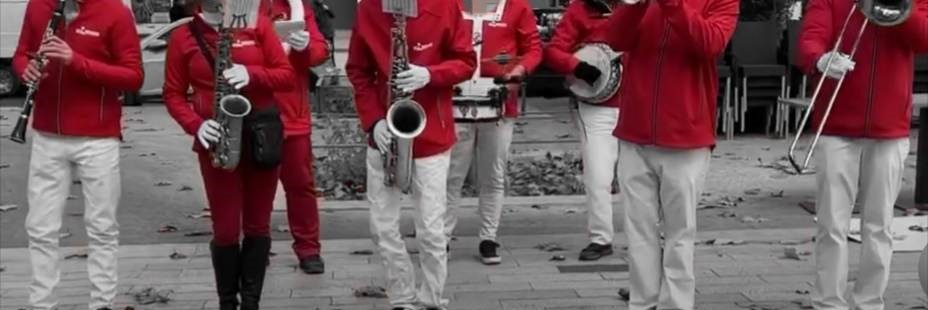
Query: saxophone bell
[[385, 98, 426, 139]]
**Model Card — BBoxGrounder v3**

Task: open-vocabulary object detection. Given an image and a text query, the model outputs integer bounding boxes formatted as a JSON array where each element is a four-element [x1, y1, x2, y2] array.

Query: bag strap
[[188, 20, 216, 71]]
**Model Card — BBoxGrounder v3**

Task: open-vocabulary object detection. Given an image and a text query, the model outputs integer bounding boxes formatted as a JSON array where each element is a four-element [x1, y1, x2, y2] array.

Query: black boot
[[210, 242, 241, 310], [240, 236, 271, 310]]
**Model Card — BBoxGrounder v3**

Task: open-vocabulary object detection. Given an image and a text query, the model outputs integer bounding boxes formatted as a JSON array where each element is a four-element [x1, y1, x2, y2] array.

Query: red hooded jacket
[[605, 0, 738, 148], [163, 15, 296, 152], [12, 0, 143, 138], [545, 0, 621, 108], [263, 0, 329, 138], [462, 0, 542, 117], [346, 0, 477, 158], [798, 0, 928, 139]]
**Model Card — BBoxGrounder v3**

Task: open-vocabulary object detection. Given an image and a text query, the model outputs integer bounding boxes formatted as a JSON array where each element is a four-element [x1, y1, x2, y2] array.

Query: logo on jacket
[[413, 42, 433, 52], [75, 26, 100, 37], [487, 21, 508, 28], [233, 40, 256, 48]]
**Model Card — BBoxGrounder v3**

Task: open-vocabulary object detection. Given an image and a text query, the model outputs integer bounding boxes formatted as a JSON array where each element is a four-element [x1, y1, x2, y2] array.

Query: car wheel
[[123, 92, 142, 106], [0, 65, 22, 97]]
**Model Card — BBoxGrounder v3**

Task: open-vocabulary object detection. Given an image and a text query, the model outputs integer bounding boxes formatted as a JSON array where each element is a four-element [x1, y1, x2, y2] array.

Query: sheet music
[[223, 0, 260, 29]]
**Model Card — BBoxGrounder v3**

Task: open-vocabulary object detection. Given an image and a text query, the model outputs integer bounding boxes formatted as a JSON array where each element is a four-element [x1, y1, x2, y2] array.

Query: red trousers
[[198, 150, 280, 246], [280, 135, 321, 259]]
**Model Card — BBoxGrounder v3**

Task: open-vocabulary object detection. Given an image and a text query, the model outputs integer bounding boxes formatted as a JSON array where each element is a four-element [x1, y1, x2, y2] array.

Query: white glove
[[816, 51, 856, 79], [395, 64, 431, 93], [197, 119, 222, 149], [222, 64, 250, 90], [286, 30, 310, 51], [372, 120, 392, 153]]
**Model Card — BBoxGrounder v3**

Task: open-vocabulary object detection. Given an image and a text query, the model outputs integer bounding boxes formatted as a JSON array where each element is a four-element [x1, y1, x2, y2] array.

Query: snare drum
[[453, 96, 503, 121]]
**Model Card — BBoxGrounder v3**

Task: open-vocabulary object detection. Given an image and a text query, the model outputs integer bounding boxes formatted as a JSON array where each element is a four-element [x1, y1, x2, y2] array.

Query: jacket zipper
[[651, 23, 670, 144], [864, 31, 877, 136]]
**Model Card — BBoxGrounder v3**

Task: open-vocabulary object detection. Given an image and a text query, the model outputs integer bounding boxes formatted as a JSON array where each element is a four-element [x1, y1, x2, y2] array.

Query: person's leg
[[812, 136, 862, 310], [412, 151, 452, 309], [655, 146, 710, 310], [73, 137, 122, 310], [197, 152, 245, 309], [25, 133, 73, 310], [472, 119, 514, 262], [577, 104, 620, 260], [617, 140, 661, 310], [240, 155, 281, 310], [850, 138, 909, 310], [366, 148, 417, 308], [444, 122, 476, 240], [279, 135, 323, 273]]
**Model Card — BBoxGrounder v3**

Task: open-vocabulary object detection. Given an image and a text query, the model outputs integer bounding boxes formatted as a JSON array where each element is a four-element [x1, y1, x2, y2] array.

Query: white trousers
[[26, 132, 121, 310], [366, 148, 450, 309], [812, 136, 909, 310], [576, 103, 620, 245], [444, 119, 514, 241], [617, 140, 710, 310]]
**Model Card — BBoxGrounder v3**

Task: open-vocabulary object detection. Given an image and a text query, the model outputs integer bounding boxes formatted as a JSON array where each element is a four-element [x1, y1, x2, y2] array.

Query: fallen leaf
[[169, 251, 187, 260], [350, 249, 374, 255], [59, 232, 72, 239], [157, 225, 178, 233], [556, 133, 570, 139], [549, 255, 566, 261], [744, 188, 761, 196], [353, 286, 387, 298], [120, 145, 134, 149], [795, 289, 810, 295], [65, 252, 89, 260], [407, 249, 420, 254], [719, 211, 738, 218], [565, 209, 578, 214], [155, 181, 172, 187], [769, 190, 785, 198], [740, 216, 770, 224], [177, 185, 193, 192], [0, 163, 9, 169], [72, 180, 82, 185], [184, 231, 212, 237], [128, 287, 173, 305], [67, 195, 77, 200], [909, 225, 928, 232], [530, 204, 548, 210], [0, 204, 18, 212], [534, 242, 566, 252], [707, 239, 745, 246], [0, 266, 4, 272], [274, 225, 290, 233], [783, 247, 811, 260], [187, 211, 211, 219], [617, 288, 630, 301]]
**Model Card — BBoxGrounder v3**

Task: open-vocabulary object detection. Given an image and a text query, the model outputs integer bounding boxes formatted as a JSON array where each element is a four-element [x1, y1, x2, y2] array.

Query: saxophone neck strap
[[189, 20, 216, 71]]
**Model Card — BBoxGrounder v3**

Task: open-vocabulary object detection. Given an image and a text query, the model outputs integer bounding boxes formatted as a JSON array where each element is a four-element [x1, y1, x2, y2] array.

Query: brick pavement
[[1, 228, 925, 310]]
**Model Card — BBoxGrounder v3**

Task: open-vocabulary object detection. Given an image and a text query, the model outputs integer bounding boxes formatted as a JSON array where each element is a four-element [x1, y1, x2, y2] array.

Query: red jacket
[[544, 0, 621, 108], [605, 0, 738, 148], [163, 15, 296, 152], [263, 0, 329, 138], [798, 0, 928, 139], [12, 0, 142, 138], [346, 0, 477, 158], [461, 0, 542, 117]]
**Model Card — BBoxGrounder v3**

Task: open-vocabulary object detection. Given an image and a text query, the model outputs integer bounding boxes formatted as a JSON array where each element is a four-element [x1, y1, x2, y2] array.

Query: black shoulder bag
[[188, 21, 284, 169]]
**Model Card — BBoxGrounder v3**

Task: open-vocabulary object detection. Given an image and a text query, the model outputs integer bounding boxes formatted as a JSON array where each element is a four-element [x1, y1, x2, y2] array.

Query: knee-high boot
[[210, 242, 241, 310], [240, 236, 271, 310]]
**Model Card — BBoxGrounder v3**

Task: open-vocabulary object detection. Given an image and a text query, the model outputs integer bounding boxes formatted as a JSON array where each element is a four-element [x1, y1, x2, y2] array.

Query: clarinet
[[10, 0, 67, 144]]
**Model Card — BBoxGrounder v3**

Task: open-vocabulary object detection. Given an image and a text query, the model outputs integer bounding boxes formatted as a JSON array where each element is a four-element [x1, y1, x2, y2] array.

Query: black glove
[[574, 61, 602, 86]]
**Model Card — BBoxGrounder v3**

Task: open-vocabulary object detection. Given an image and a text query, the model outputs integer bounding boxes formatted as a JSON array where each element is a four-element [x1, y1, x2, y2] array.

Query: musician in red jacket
[[262, 0, 330, 275], [162, 0, 294, 308], [797, 0, 928, 308], [346, 0, 475, 308], [544, 0, 622, 262], [12, 0, 142, 308], [443, 0, 541, 265], [604, 0, 737, 308]]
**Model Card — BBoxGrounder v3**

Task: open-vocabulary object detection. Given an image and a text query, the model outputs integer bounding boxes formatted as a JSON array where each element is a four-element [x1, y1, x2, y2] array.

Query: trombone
[[787, 0, 912, 174]]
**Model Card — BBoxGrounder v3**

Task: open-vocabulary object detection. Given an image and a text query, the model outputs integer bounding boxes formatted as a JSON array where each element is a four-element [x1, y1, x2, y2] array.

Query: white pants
[[576, 103, 620, 245], [366, 148, 450, 309], [812, 136, 909, 310], [26, 132, 121, 310], [444, 119, 514, 241], [617, 140, 710, 310]]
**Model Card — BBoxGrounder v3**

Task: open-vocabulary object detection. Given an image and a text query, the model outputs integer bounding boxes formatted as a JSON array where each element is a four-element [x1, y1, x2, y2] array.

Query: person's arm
[[796, 0, 834, 74], [68, 5, 143, 91], [888, 0, 928, 53], [544, 2, 591, 74], [603, 2, 649, 52], [424, 1, 477, 88], [244, 17, 296, 92], [288, 6, 330, 69], [658, 0, 738, 59], [513, 0, 543, 73], [345, 2, 385, 133], [162, 30, 203, 136]]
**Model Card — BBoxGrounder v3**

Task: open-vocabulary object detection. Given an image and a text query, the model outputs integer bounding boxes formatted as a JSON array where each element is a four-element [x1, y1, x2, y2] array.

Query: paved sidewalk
[[1, 228, 925, 310]]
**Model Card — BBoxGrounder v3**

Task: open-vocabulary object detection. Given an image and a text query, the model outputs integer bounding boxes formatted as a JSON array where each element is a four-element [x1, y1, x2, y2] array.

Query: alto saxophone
[[9, 0, 67, 144], [383, 14, 426, 193], [210, 7, 252, 170]]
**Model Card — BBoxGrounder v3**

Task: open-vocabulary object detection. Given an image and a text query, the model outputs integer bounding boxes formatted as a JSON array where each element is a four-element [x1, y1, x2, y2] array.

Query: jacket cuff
[[67, 52, 88, 76]]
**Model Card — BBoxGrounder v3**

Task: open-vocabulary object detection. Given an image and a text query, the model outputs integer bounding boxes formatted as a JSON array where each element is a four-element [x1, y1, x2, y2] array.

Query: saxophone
[[383, 14, 426, 193], [210, 7, 252, 170]]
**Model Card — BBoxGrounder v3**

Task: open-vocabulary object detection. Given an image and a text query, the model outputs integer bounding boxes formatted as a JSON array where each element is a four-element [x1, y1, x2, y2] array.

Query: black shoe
[[210, 242, 241, 310], [579, 243, 613, 261], [299, 255, 325, 274], [240, 236, 271, 310], [479, 240, 501, 265]]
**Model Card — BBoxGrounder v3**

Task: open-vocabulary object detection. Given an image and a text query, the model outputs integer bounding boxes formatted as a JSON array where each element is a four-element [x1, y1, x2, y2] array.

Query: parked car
[[0, 0, 27, 97], [124, 17, 192, 106]]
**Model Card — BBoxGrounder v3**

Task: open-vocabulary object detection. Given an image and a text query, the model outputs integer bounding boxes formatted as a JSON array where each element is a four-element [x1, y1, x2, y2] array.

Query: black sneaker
[[299, 255, 325, 274], [479, 240, 501, 265], [579, 243, 613, 261]]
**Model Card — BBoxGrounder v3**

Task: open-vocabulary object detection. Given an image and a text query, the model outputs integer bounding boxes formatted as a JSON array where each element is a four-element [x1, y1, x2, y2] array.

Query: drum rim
[[570, 44, 622, 104]]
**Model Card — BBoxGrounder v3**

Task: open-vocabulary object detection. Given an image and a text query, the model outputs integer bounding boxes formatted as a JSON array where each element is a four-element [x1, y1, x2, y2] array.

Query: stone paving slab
[[1, 228, 926, 310]]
